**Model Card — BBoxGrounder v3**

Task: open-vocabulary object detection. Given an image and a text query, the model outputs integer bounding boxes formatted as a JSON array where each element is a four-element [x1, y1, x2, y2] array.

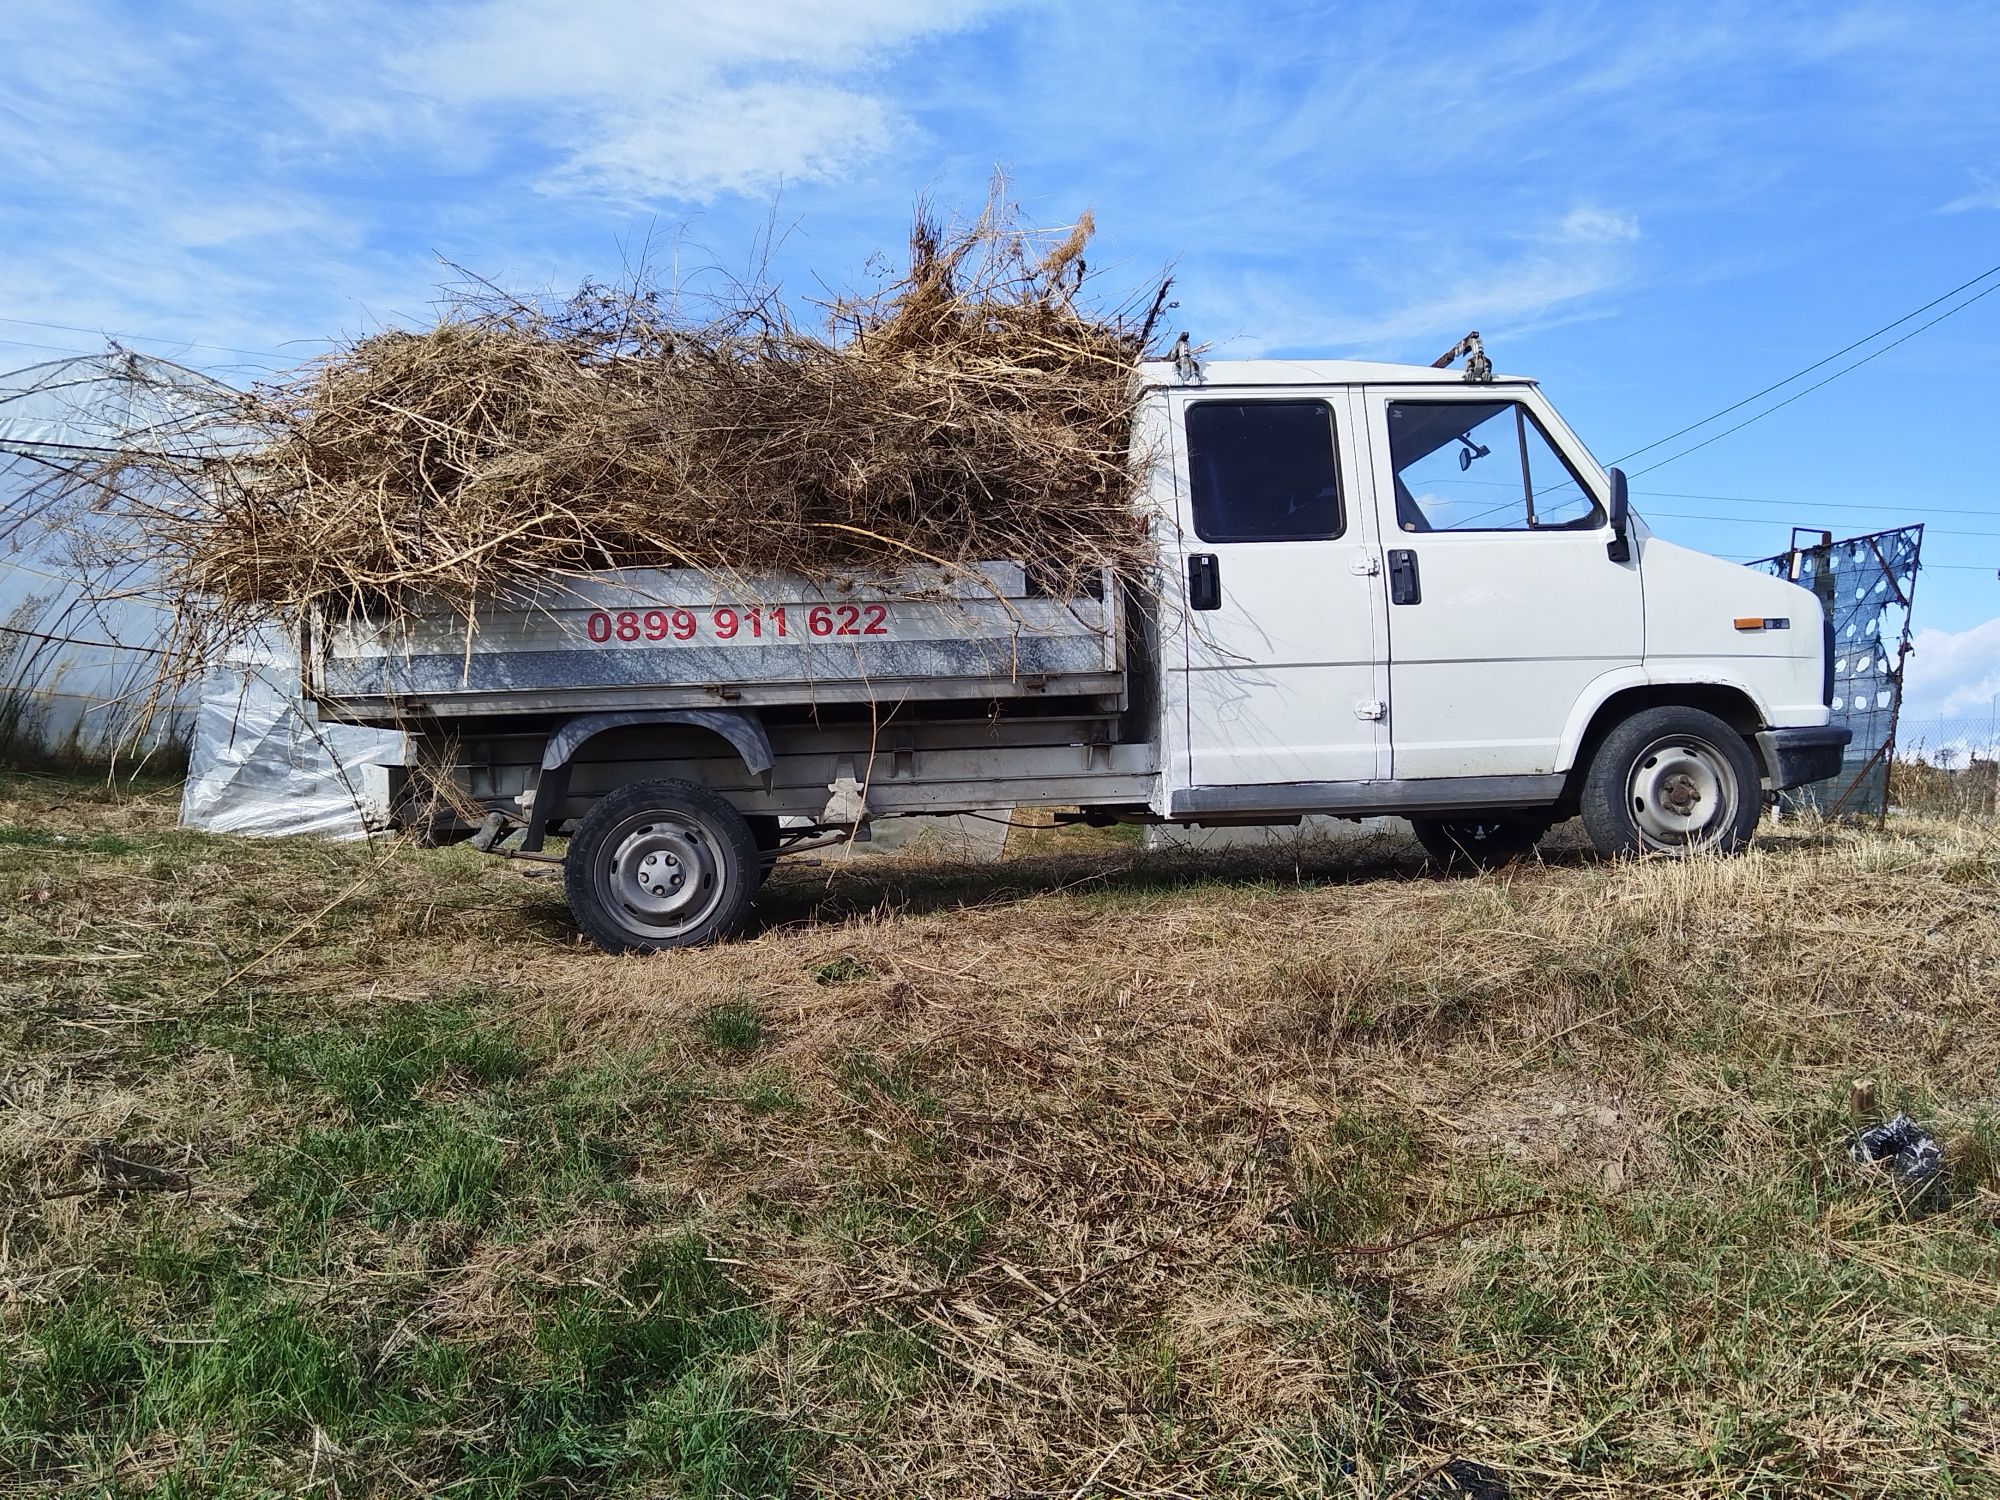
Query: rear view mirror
[[1606, 467, 1632, 563]]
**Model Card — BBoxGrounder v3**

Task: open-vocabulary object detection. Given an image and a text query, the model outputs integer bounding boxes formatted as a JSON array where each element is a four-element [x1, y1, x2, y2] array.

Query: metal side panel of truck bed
[[307, 562, 1125, 721]]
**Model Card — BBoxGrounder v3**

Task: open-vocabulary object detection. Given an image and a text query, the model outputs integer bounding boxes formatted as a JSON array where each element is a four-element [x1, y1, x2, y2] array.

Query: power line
[[1642, 507, 2000, 540], [0, 334, 285, 381], [1613, 260, 2000, 466], [1424, 476, 1984, 524], [0, 335, 104, 359], [1635, 487, 1996, 519], [1722, 554, 1996, 572], [1628, 277, 2000, 478], [0, 313, 295, 362]]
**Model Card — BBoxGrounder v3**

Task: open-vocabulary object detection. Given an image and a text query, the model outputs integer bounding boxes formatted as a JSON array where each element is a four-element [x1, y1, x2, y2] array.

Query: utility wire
[[1636, 487, 1995, 519], [1409, 469, 1994, 519], [0, 335, 108, 359], [1643, 507, 1999, 539], [1726, 556, 1996, 572], [1613, 260, 2000, 466], [1627, 276, 2000, 478], [0, 313, 295, 362]]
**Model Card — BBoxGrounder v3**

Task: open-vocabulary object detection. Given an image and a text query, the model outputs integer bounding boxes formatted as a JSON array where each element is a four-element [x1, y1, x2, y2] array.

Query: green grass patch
[[255, 1113, 511, 1234], [2, 1235, 788, 1496], [810, 953, 872, 984], [479, 1234, 789, 1493], [837, 1049, 939, 1117], [250, 997, 533, 1121], [246, 1012, 699, 1241], [694, 1000, 765, 1054], [740, 1072, 804, 1115]]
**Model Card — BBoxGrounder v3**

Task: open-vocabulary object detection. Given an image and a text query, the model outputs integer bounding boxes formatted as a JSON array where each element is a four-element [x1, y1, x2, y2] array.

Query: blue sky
[[3, 0, 1998, 722]]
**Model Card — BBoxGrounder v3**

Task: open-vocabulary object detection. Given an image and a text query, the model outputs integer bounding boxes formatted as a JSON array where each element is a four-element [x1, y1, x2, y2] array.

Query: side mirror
[[1606, 466, 1632, 563]]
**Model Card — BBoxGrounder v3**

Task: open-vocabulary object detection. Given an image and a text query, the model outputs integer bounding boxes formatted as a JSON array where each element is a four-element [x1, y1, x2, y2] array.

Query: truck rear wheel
[[564, 779, 759, 953], [1409, 814, 1549, 870], [1580, 706, 1761, 857]]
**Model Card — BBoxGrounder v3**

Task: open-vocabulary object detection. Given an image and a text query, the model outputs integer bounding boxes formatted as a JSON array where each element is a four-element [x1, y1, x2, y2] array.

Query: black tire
[[1579, 706, 1762, 857], [564, 779, 759, 953], [1409, 813, 1550, 870]]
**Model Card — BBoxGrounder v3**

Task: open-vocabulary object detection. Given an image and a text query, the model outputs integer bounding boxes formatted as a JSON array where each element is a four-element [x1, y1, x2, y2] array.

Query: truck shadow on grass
[[749, 835, 1607, 931]]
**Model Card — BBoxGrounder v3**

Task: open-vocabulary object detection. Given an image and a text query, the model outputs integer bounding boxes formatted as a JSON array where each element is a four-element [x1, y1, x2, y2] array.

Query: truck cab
[[1137, 353, 1845, 859]]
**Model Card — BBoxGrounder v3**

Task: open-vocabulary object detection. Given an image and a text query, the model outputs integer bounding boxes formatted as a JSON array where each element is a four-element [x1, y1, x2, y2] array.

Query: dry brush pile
[[82, 197, 1170, 668]]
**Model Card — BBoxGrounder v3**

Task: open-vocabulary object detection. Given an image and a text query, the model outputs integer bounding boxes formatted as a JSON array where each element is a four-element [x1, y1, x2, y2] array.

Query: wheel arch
[[1556, 677, 1769, 814], [525, 708, 773, 850]]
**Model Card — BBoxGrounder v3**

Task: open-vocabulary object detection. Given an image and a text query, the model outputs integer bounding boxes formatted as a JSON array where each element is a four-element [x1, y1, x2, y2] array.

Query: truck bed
[[307, 562, 1124, 724]]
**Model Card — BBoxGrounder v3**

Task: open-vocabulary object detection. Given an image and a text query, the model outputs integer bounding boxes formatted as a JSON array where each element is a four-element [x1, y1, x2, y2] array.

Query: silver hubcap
[[596, 811, 728, 937], [1627, 735, 1736, 848]]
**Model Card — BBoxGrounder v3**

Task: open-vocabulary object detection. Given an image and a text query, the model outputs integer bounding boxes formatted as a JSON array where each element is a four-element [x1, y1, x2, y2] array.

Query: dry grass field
[[1, 767, 1996, 1498]]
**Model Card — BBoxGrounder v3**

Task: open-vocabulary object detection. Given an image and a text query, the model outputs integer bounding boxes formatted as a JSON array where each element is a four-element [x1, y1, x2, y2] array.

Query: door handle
[[1387, 549, 1421, 606], [1187, 553, 1221, 611]]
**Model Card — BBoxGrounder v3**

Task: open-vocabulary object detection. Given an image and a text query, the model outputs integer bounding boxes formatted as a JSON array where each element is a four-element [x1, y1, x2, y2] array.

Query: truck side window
[[1387, 400, 1603, 533], [1185, 400, 1344, 543]]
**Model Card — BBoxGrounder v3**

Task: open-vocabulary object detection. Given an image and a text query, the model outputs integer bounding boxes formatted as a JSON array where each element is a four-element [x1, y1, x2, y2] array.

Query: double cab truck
[[307, 345, 1848, 953]]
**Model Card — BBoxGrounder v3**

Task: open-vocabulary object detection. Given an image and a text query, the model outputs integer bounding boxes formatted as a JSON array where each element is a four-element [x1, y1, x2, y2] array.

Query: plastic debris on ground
[[1429, 1458, 1510, 1499], [1849, 1112, 1951, 1214]]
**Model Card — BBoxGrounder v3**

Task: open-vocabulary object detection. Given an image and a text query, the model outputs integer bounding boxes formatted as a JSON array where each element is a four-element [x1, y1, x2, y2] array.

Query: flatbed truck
[[307, 347, 1847, 951]]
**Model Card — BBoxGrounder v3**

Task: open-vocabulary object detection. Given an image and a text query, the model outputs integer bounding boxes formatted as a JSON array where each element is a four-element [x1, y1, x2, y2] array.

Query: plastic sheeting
[[0, 544, 186, 763], [0, 351, 245, 765], [180, 639, 404, 839], [0, 350, 239, 458]]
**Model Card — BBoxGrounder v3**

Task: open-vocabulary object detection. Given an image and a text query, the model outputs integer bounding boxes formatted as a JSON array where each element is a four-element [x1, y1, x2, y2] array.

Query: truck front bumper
[[1755, 724, 1851, 791]]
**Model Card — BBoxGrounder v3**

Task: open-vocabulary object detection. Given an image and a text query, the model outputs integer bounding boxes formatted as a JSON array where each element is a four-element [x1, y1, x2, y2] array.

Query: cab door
[[1358, 385, 1642, 780], [1167, 387, 1389, 788]]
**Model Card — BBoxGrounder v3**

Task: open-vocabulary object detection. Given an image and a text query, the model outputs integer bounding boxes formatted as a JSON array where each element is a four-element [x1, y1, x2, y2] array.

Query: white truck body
[[307, 353, 1845, 948]]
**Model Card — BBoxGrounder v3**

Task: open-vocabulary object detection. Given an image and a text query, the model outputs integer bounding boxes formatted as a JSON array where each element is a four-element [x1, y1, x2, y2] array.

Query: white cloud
[[421, 0, 973, 95], [1561, 206, 1641, 243], [1902, 614, 2000, 718], [0, 0, 1015, 372], [1206, 206, 1642, 358], [548, 82, 896, 202], [1943, 168, 2000, 212], [402, 0, 1005, 201]]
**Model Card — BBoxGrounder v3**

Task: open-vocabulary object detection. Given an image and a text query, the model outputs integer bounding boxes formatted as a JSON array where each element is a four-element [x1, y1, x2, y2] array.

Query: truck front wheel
[[1580, 706, 1761, 857], [564, 779, 759, 953]]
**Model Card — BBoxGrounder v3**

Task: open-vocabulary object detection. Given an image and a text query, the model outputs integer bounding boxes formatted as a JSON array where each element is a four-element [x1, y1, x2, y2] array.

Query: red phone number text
[[582, 604, 890, 645]]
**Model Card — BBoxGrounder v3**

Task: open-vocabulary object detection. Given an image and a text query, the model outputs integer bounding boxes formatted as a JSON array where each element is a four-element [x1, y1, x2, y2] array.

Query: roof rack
[[1431, 331, 1493, 383]]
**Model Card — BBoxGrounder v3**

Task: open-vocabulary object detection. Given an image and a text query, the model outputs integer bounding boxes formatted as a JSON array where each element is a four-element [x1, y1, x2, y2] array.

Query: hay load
[[106, 197, 1171, 656]]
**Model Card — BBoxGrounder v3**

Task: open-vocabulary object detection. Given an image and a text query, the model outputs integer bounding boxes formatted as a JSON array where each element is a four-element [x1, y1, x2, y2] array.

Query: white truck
[[307, 344, 1847, 952]]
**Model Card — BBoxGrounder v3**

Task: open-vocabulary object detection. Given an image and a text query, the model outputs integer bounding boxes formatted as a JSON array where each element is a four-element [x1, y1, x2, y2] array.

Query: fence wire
[[1898, 716, 2000, 767], [1756, 524, 1924, 817]]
